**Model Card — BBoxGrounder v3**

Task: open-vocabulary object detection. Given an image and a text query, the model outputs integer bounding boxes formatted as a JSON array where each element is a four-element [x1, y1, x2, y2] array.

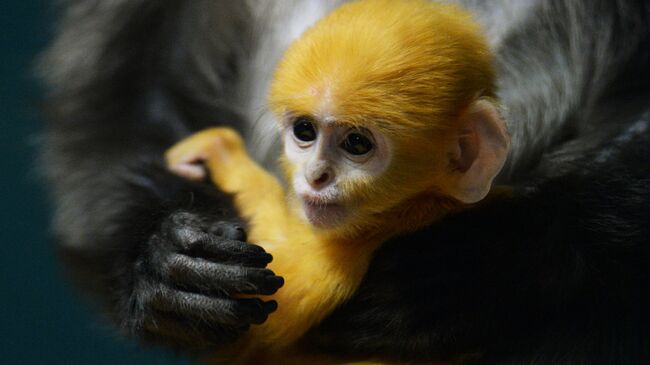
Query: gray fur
[[41, 0, 649, 181], [37, 0, 650, 357], [40, 0, 648, 245], [484, 0, 649, 177]]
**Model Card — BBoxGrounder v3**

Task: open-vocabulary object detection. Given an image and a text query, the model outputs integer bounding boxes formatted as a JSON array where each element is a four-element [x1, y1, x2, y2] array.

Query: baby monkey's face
[[282, 115, 393, 229]]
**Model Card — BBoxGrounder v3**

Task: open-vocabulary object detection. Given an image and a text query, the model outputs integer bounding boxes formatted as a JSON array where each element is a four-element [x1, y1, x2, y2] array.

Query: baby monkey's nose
[[313, 172, 330, 186], [306, 168, 333, 190]]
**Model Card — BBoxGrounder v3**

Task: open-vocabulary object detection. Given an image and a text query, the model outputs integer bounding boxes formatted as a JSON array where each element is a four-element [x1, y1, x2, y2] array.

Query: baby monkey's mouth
[[300, 195, 348, 229], [300, 193, 338, 206]]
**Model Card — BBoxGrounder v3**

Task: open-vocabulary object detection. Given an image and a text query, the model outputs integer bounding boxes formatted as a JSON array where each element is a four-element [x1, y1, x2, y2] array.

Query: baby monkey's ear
[[444, 99, 510, 204]]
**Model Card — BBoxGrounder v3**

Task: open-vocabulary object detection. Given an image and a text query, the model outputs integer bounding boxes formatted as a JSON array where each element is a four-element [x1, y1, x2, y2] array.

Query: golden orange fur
[[269, 0, 494, 132], [270, 0, 494, 237], [166, 1, 495, 364]]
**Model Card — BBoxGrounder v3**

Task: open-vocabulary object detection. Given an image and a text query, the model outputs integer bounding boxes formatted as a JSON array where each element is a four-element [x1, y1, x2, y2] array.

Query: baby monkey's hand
[[166, 127, 247, 190]]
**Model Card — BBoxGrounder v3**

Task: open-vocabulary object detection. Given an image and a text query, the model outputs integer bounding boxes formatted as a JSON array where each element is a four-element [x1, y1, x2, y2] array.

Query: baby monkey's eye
[[293, 117, 317, 142], [341, 132, 373, 155]]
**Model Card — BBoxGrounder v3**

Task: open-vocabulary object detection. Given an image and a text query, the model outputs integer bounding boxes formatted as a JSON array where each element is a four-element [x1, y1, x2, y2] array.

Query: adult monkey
[[41, 1, 650, 364]]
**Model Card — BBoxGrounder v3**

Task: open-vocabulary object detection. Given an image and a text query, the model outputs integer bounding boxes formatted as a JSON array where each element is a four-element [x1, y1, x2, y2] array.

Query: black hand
[[127, 211, 283, 350]]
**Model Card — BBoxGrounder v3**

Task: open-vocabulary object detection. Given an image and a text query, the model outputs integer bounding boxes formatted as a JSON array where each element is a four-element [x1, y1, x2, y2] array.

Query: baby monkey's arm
[[166, 128, 288, 228]]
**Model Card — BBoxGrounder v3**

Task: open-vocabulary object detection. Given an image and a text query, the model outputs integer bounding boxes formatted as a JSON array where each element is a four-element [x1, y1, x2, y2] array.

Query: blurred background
[[0, 2, 192, 364]]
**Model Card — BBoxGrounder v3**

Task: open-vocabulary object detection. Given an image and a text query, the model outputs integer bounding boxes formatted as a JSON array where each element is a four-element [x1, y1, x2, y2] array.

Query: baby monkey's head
[[269, 0, 509, 233]]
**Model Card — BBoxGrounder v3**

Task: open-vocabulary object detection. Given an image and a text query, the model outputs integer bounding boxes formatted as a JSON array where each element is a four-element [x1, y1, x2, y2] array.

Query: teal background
[[0, 2, 193, 364]]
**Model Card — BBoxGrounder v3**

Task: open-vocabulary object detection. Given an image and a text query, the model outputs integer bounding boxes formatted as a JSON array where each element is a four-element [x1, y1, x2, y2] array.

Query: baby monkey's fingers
[[165, 127, 246, 181], [165, 139, 210, 181]]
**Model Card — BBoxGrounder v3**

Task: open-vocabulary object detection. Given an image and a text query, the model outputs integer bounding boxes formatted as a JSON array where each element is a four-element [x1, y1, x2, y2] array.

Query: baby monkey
[[167, 0, 509, 363]]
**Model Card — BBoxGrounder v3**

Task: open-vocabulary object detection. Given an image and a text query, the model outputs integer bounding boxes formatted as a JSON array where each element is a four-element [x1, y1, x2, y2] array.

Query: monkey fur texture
[[165, 2, 505, 363], [40, 0, 650, 364]]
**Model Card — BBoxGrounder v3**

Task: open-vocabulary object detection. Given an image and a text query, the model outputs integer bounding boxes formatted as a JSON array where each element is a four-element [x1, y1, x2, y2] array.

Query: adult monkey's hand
[[53, 162, 285, 352], [128, 211, 283, 350]]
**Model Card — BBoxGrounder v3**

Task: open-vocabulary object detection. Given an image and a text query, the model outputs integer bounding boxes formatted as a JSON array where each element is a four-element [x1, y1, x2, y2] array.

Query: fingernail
[[264, 300, 278, 313], [268, 276, 284, 288]]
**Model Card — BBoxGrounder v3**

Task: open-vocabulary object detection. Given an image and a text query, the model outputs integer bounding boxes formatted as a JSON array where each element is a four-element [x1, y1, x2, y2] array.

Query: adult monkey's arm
[[41, 0, 282, 351]]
